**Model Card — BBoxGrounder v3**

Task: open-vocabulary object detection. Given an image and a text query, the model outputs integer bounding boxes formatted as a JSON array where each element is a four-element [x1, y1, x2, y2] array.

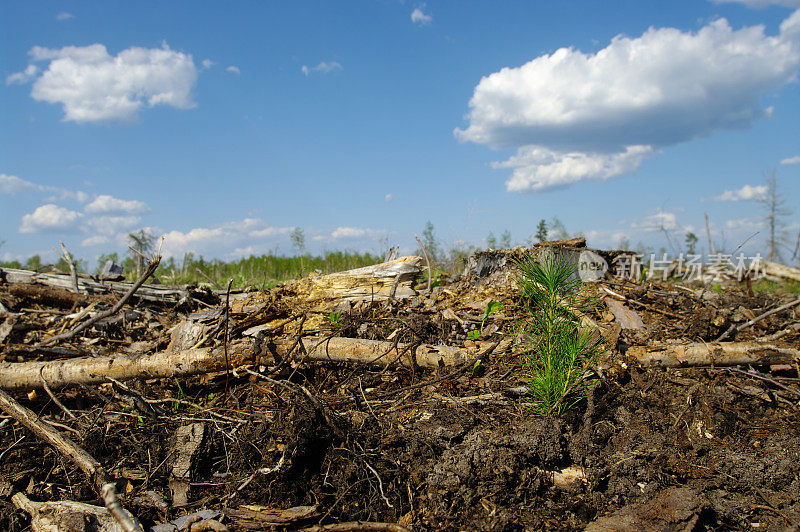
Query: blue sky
[[1, 0, 799, 266]]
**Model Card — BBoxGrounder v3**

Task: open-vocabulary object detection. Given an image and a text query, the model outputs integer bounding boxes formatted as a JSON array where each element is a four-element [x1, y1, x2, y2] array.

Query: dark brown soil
[[1, 274, 799, 531]]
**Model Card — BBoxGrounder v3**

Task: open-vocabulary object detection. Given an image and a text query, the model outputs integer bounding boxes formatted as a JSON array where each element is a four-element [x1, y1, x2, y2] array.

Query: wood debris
[[1, 240, 799, 530]]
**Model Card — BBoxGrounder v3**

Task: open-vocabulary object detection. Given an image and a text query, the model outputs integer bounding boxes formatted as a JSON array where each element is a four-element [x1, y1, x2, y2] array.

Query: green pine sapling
[[513, 249, 603, 416]]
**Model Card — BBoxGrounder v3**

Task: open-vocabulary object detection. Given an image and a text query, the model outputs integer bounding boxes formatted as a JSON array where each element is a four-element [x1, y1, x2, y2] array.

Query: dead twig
[[301, 523, 410, 532], [230, 452, 285, 496], [37, 250, 162, 346], [39, 367, 77, 420], [415, 235, 432, 292], [196, 268, 223, 290], [725, 367, 800, 398], [102, 482, 144, 532], [54, 241, 80, 294], [750, 504, 793, 526], [0, 388, 108, 493], [716, 296, 800, 342], [223, 278, 233, 405]]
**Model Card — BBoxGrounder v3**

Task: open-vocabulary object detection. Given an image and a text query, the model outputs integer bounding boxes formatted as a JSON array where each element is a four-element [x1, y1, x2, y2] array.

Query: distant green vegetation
[[0, 250, 383, 290], [750, 278, 800, 295], [156, 251, 382, 289]]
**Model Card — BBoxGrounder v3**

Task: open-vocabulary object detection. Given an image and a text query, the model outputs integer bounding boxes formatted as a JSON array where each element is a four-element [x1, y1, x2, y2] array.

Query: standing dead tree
[[761, 169, 792, 263], [127, 229, 156, 278]]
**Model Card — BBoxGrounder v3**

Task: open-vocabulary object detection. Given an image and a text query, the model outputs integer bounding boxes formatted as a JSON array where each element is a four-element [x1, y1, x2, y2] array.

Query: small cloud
[[332, 227, 366, 239], [725, 218, 763, 230], [384, 194, 393, 202], [226, 65, 241, 74], [631, 210, 681, 232], [81, 235, 110, 247], [1, 174, 39, 194], [714, 184, 767, 201], [159, 218, 292, 258], [249, 226, 292, 238], [86, 215, 142, 235], [780, 155, 800, 165], [202, 59, 215, 70], [710, 0, 800, 8], [411, 6, 433, 25], [56, 12, 75, 21], [84, 194, 150, 215], [20, 204, 83, 233], [301, 61, 342, 76], [19, 42, 198, 123], [1, 173, 88, 201], [330, 226, 386, 240], [6, 65, 39, 85]]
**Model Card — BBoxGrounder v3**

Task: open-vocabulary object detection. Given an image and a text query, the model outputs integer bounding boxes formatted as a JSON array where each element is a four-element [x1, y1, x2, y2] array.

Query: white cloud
[[19, 204, 83, 233], [384, 194, 393, 202], [160, 219, 292, 257], [456, 12, 800, 192], [84, 194, 150, 215], [1, 173, 88, 201], [494, 145, 653, 192], [780, 154, 800, 164], [86, 215, 142, 236], [711, 0, 800, 8], [12, 43, 197, 123], [249, 227, 291, 238], [6, 65, 39, 85], [48, 189, 89, 202], [331, 227, 367, 239], [631, 210, 681, 232], [725, 217, 763, 229], [56, 12, 74, 21], [714, 184, 767, 201], [226, 65, 240, 74], [202, 59, 215, 69], [1, 174, 39, 194], [81, 235, 110, 247], [301, 61, 342, 76], [411, 6, 433, 25], [330, 226, 386, 239]]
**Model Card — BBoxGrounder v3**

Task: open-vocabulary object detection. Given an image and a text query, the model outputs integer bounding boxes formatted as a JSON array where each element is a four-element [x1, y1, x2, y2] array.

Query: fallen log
[[627, 342, 800, 367], [762, 260, 800, 283], [7, 283, 109, 309], [274, 335, 489, 368], [0, 341, 255, 391], [283, 256, 423, 304], [12, 492, 142, 532], [37, 255, 161, 346], [0, 336, 491, 390], [1, 267, 188, 304]]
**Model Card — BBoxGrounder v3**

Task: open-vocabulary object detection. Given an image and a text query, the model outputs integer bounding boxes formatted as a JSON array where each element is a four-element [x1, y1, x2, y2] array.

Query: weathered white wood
[[12, 492, 133, 532], [278, 335, 491, 368], [283, 256, 422, 304], [1, 268, 187, 304], [0, 336, 492, 390], [604, 298, 644, 330], [627, 342, 800, 367], [762, 260, 800, 282], [0, 341, 253, 390]]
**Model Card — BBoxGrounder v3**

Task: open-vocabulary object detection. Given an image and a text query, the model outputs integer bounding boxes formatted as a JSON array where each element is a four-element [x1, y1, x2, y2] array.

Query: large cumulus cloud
[[456, 10, 800, 192]]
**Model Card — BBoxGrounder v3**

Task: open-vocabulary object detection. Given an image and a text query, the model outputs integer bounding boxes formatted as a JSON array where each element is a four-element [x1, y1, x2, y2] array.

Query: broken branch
[[626, 341, 800, 367], [37, 253, 161, 346]]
